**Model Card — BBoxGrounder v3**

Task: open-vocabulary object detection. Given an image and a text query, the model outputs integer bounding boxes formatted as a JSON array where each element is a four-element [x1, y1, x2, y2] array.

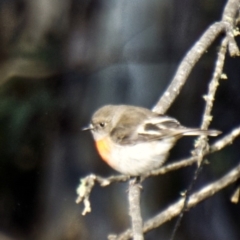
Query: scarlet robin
[[84, 105, 220, 176]]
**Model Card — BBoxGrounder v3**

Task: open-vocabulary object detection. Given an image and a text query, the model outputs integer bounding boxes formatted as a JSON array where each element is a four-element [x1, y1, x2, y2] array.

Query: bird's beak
[[82, 124, 94, 131]]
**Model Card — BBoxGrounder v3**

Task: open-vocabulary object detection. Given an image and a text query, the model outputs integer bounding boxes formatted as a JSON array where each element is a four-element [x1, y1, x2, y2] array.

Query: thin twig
[[152, 0, 240, 114], [211, 126, 240, 151], [201, 38, 228, 131]]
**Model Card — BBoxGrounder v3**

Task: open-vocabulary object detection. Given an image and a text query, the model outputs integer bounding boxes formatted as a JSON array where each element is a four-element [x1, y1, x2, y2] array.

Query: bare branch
[[76, 174, 96, 215], [170, 37, 229, 239], [152, 0, 240, 114], [114, 163, 240, 240], [222, 0, 240, 24], [128, 179, 144, 240], [201, 38, 228, 131]]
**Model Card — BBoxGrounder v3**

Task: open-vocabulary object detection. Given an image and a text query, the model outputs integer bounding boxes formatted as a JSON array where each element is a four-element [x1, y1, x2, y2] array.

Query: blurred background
[[0, 0, 240, 239]]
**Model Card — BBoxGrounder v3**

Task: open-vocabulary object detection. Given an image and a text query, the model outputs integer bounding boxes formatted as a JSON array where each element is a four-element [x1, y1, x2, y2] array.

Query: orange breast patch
[[95, 137, 112, 165]]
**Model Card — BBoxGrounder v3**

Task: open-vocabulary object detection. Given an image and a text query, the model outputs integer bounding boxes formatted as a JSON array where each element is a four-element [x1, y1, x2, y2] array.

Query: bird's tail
[[180, 129, 221, 137]]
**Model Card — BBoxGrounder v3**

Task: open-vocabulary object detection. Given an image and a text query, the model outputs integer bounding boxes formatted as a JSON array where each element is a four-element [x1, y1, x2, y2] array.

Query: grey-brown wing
[[137, 115, 183, 137], [110, 115, 182, 145], [109, 108, 156, 145]]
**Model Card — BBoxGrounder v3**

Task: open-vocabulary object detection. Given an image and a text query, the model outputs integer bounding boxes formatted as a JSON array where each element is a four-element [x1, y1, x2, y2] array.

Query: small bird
[[83, 105, 221, 176]]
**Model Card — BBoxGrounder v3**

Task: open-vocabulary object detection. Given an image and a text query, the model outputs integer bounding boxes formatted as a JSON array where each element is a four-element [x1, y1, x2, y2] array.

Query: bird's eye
[[99, 122, 106, 128]]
